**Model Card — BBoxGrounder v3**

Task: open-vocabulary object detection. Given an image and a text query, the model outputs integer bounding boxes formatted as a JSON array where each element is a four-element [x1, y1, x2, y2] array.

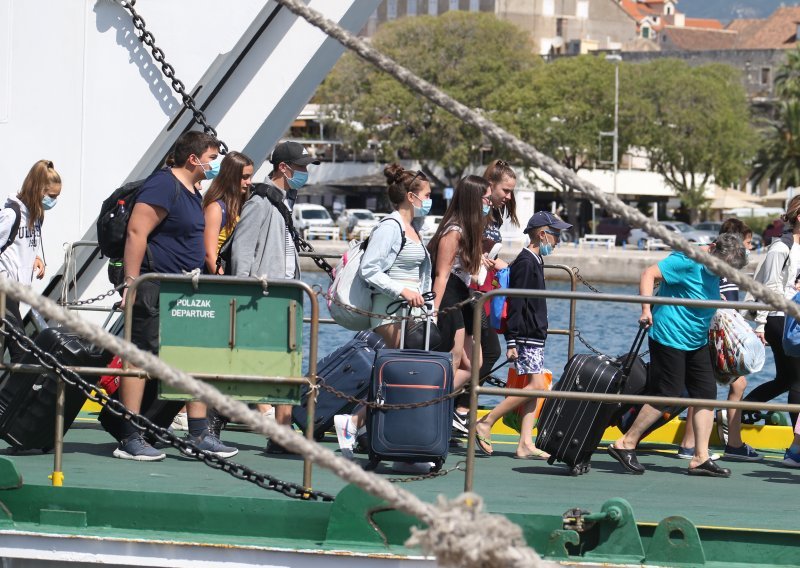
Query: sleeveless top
[[387, 240, 426, 285], [441, 224, 472, 287], [215, 199, 240, 253]]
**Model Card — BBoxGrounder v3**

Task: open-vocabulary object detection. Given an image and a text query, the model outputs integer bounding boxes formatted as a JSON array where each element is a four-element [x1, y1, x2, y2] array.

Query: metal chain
[[1, 320, 333, 502], [386, 460, 465, 483], [57, 284, 124, 307], [118, 0, 228, 153], [294, 235, 336, 279], [572, 266, 603, 294], [313, 284, 478, 323], [315, 378, 466, 411]]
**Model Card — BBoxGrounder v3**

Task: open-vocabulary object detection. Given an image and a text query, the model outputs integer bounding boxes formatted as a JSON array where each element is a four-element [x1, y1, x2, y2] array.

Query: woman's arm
[[121, 202, 166, 307], [431, 231, 459, 311], [203, 202, 223, 274]]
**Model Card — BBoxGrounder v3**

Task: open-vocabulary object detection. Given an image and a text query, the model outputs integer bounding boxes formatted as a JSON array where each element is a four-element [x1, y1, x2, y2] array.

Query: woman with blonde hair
[[1, 160, 62, 361]]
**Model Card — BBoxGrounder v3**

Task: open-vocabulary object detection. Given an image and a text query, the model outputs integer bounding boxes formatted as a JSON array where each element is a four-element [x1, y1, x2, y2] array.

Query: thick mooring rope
[[273, 0, 800, 323], [0, 275, 554, 567]]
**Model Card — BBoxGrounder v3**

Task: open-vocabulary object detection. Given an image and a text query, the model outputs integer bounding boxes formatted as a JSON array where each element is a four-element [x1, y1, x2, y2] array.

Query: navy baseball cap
[[525, 211, 572, 233], [269, 141, 320, 167]]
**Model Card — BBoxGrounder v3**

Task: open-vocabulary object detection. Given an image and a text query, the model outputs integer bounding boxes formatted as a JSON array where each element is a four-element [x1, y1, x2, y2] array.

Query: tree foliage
[[318, 12, 541, 186], [629, 60, 754, 222], [751, 100, 800, 190]]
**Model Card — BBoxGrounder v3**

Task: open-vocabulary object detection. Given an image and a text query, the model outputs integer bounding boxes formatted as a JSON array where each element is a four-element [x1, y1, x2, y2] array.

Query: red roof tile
[[735, 7, 800, 49], [684, 18, 724, 30], [661, 26, 738, 51]]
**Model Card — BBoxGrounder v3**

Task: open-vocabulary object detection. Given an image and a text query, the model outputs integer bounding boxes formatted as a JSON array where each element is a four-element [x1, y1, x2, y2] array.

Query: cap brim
[[550, 220, 572, 230], [292, 156, 320, 166]]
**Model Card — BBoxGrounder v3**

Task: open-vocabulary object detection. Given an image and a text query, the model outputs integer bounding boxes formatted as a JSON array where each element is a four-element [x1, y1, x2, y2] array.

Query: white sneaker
[[170, 412, 188, 432], [262, 407, 276, 439], [334, 415, 357, 457]]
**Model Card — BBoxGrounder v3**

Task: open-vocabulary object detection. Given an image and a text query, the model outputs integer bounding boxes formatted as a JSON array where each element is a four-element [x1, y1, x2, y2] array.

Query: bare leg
[[458, 334, 482, 413], [275, 404, 292, 426], [186, 401, 206, 420], [688, 407, 714, 468], [614, 404, 664, 450], [726, 377, 746, 448], [120, 375, 145, 414], [681, 407, 696, 448]]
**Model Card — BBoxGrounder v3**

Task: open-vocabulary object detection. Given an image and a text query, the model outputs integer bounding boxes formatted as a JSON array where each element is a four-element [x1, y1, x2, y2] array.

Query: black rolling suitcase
[[292, 330, 385, 440], [98, 377, 184, 443], [365, 305, 454, 472], [536, 324, 648, 475], [0, 328, 113, 452]]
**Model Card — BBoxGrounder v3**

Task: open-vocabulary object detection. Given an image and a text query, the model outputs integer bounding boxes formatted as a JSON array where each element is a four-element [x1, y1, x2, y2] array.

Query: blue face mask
[[411, 193, 432, 217], [198, 157, 221, 180], [42, 195, 58, 210], [482, 203, 491, 216], [539, 242, 553, 257], [286, 167, 309, 190]]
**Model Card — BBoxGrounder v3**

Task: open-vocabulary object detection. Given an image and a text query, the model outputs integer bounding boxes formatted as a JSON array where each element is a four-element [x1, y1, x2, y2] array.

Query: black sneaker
[[452, 410, 469, 435]]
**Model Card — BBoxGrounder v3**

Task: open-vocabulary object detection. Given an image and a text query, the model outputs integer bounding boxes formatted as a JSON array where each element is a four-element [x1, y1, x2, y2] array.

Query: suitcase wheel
[[363, 456, 380, 471], [431, 458, 443, 473], [569, 466, 580, 477], [547, 456, 556, 466]]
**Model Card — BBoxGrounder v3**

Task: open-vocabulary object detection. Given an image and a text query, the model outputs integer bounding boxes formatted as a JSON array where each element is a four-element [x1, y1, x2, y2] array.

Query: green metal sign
[[158, 281, 303, 403]]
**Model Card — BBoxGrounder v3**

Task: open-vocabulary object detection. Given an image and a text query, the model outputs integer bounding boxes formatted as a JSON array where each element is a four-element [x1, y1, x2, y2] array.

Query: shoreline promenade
[[299, 240, 763, 285]]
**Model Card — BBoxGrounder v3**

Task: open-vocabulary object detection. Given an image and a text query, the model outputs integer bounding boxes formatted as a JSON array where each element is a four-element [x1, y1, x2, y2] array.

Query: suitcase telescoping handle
[[388, 292, 436, 350], [619, 321, 649, 377]]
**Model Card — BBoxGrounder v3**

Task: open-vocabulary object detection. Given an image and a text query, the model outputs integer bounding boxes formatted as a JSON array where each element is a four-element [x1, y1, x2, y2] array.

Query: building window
[[761, 67, 771, 86], [576, 0, 589, 19], [642, 26, 650, 39], [469, 0, 479, 11], [429, 0, 437, 15], [408, 0, 417, 16], [387, 0, 397, 20], [449, 0, 459, 11], [556, 17, 565, 37], [542, 0, 554, 17]]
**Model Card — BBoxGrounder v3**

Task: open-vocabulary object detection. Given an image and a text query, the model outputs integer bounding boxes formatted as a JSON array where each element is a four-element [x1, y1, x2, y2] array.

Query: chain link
[[1, 320, 332, 502], [572, 266, 603, 294], [58, 284, 124, 307], [315, 378, 466, 411], [386, 460, 465, 483], [118, 0, 228, 153], [294, 235, 336, 279]]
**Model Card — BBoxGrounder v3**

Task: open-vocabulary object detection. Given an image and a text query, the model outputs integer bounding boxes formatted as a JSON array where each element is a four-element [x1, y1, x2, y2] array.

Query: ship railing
[[463, 289, 800, 492]]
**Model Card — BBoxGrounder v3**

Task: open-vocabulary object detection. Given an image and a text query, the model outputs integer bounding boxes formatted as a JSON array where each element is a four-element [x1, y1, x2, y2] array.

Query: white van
[[292, 204, 335, 233]]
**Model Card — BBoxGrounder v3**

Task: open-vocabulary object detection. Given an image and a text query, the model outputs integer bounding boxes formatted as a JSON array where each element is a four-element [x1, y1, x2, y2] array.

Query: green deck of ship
[[0, 411, 795, 566]]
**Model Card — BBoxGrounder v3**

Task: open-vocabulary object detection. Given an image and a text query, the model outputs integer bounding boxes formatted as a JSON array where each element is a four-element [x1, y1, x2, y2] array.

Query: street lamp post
[[606, 54, 622, 198]]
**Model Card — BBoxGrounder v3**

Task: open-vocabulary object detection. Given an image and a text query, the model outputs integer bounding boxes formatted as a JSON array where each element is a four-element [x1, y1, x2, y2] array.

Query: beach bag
[[489, 267, 511, 333], [783, 293, 800, 357], [709, 308, 766, 385], [328, 218, 406, 331], [501, 368, 552, 433]]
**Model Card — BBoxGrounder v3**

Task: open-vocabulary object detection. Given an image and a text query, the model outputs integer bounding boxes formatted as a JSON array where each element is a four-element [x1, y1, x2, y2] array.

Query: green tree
[[490, 55, 630, 234], [750, 100, 800, 190], [775, 47, 800, 100], [317, 12, 541, 187], [630, 60, 755, 224]]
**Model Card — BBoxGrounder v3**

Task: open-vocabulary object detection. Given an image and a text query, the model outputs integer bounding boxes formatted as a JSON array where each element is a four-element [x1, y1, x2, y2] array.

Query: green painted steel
[[0, 456, 22, 490], [647, 516, 706, 566], [158, 281, 303, 402]]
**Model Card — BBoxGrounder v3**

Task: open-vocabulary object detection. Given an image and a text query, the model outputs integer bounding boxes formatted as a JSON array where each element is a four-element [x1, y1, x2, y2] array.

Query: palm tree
[[775, 47, 800, 100], [750, 100, 800, 190]]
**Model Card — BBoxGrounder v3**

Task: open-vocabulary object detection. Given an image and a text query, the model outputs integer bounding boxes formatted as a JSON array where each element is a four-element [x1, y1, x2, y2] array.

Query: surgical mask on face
[[285, 167, 309, 190], [482, 203, 491, 216], [42, 195, 58, 210], [197, 157, 221, 180], [411, 193, 432, 217], [539, 242, 553, 257]]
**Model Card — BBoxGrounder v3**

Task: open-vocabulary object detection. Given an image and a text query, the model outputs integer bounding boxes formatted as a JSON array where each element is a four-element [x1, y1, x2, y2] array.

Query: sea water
[[299, 272, 781, 408]]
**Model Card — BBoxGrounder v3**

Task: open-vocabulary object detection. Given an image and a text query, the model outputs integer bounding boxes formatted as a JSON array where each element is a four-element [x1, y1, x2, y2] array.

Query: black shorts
[[437, 275, 471, 352], [130, 280, 160, 355], [647, 337, 716, 401]]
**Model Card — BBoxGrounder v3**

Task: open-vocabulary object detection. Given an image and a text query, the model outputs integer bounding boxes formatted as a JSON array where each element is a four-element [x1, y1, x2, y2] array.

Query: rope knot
[[306, 378, 320, 403], [257, 275, 269, 296], [182, 268, 201, 290], [406, 493, 545, 567]]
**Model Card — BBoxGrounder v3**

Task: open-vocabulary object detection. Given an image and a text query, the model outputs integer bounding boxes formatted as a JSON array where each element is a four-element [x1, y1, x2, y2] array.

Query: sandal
[[475, 432, 493, 455], [514, 448, 549, 460]]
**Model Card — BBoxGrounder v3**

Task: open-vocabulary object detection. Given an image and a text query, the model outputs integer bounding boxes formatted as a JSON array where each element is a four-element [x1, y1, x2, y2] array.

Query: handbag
[[783, 293, 800, 357], [387, 293, 441, 351], [709, 308, 766, 384]]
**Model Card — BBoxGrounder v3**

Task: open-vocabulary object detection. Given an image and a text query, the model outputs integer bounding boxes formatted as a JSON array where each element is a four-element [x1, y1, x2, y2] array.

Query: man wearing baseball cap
[[231, 141, 319, 453]]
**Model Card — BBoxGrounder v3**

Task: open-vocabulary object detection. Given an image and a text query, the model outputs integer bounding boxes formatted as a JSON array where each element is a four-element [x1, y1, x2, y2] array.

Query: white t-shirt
[[0, 197, 40, 286]]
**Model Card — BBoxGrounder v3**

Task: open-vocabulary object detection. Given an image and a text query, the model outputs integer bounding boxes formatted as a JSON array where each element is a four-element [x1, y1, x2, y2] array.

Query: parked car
[[693, 221, 722, 233], [596, 217, 631, 246], [337, 208, 378, 239], [420, 215, 443, 242], [627, 221, 716, 247], [292, 204, 334, 233]]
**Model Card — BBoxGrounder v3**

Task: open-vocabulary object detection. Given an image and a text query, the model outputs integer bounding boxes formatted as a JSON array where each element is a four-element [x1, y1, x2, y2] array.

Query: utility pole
[[606, 53, 622, 198]]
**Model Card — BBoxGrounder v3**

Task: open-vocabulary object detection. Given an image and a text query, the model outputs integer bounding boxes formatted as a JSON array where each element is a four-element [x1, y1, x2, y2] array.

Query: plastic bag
[[783, 292, 800, 357], [709, 308, 766, 385]]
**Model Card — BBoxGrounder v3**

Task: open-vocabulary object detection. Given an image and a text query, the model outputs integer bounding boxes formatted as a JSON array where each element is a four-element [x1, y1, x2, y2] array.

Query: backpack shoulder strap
[[0, 201, 22, 256], [381, 217, 406, 252]]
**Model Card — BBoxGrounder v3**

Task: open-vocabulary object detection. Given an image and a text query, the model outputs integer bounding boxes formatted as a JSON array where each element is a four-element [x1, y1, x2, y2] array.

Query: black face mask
[[285, 187, 298, 210]]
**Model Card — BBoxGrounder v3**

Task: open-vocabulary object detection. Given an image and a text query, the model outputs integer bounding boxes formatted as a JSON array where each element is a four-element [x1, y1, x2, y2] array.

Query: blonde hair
[[18, 160, 61, 230]]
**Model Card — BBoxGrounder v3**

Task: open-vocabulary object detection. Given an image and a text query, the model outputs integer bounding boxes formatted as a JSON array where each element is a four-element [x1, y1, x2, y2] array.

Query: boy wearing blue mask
[[231, 141, 319, 454], [474, 211, 571, 458]]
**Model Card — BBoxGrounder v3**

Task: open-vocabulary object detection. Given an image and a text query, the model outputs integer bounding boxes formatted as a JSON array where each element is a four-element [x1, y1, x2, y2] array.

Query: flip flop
[[514, 449, 549, 460], [607, 443, 645, 474], [475, 432, 493, 456]]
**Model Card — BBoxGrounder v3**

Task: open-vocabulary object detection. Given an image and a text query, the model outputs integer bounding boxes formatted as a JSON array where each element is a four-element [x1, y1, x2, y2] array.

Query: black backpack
[[96, 179, 146, 259], [0, 200, 22, 256], [216, 183, 305, 274]]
